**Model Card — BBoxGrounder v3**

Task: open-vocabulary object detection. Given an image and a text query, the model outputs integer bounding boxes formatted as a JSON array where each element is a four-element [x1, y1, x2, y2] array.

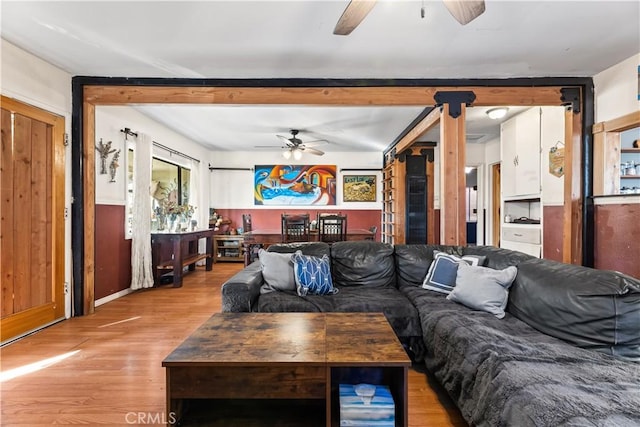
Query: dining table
[[242, 228, 375, 265]]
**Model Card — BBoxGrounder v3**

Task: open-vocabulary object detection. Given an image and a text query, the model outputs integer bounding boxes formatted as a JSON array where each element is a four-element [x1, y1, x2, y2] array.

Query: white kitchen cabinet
[[501, 107, 542, 199]]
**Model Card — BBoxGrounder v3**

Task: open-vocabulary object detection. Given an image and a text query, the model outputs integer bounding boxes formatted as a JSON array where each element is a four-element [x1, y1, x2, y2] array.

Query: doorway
[[1, 96, 66, 343], [491, 163, 501, 247], [74, 81, 590, 314]]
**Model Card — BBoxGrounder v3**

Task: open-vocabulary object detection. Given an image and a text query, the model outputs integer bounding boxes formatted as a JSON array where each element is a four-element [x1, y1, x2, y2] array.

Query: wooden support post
[[439, 104, 467, 246], [562, 108, 583, 265]]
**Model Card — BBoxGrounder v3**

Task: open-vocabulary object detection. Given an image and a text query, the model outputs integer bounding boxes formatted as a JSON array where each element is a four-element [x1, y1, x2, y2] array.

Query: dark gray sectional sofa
[[221, 241, 640, 426]]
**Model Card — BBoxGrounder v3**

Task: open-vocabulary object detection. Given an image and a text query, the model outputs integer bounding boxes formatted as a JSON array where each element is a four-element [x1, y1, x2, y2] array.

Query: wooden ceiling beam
[[83, 85, 564, 106], [394, 108, 441, 155]]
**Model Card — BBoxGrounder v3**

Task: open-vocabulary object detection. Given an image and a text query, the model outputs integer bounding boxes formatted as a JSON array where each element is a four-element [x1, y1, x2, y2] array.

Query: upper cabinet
[[501, 107, 542, 199], [501, 107, 565, 201]]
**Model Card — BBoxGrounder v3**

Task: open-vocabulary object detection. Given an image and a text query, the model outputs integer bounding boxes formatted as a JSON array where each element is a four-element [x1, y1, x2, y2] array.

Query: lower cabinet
[[213, 235, 244, 262], [501, 225, 541, 257]]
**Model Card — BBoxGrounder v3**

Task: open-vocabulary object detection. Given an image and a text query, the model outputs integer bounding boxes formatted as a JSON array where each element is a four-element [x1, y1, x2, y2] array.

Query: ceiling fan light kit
[[486, 107, 509, 120]]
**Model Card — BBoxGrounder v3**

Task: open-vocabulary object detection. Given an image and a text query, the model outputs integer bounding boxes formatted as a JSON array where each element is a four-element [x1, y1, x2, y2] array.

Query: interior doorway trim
[[72, 77, 594, 316]]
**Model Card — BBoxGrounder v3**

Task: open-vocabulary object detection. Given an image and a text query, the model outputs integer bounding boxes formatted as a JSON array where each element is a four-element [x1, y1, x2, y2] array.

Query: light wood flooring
[[0, 263, 466, 426]]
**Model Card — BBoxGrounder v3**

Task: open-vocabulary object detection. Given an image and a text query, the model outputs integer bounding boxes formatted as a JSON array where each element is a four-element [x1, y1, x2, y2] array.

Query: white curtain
[[130, 133, 154, 290], [190, 159, 205, 228], [189, 159, 207, 264]]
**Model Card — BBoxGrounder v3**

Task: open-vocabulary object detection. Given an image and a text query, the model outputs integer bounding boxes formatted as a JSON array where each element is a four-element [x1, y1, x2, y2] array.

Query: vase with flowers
[[155, 200, 196, 232]]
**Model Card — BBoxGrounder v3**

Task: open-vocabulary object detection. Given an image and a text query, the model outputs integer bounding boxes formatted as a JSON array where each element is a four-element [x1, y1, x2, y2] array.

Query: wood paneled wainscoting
[[0, 264, 466, 426], [214, 208, 382, 241]]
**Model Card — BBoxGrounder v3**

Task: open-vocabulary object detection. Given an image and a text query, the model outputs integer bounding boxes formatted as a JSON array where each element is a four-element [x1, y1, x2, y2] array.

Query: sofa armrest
[[221, 261, 263, 312]]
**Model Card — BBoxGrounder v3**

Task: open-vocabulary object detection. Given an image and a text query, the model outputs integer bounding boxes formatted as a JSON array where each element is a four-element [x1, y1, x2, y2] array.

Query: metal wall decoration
[[109, 149, 121, 182], [343, 175, 376, 202], [254, 164, 337, 205], [95, 138, 116, 174]]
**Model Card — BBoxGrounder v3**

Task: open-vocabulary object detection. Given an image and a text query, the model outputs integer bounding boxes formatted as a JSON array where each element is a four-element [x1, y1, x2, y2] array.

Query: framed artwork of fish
[[254, 164, 337, 205]]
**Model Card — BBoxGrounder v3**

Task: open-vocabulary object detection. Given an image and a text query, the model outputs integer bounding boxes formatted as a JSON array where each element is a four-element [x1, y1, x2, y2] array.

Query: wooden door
[[1, 96, 65, 343]]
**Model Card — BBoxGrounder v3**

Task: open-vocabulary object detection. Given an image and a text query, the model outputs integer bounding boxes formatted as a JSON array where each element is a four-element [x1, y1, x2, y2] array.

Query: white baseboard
[[95, 288, 133, 307]]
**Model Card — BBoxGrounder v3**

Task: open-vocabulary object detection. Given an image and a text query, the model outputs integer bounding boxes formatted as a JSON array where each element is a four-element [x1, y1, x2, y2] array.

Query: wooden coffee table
[[162, 312, 410, 426]]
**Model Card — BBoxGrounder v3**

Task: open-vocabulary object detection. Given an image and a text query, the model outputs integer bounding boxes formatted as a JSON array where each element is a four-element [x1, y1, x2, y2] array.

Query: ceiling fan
[[333, 0, 485, 35], [256, 129, 327, 160]]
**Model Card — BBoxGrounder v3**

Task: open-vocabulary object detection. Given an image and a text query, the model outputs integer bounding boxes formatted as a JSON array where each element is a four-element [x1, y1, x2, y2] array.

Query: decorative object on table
[[548, 141, 564, 178], [254, 164, 337, 206], [109, 149, 121, 182], [343, 175, 376, 202], [191, 219, 198, 231], [95, 138, 116, 175], [153, 200, 195, 232], [339, 383, 395, 426]]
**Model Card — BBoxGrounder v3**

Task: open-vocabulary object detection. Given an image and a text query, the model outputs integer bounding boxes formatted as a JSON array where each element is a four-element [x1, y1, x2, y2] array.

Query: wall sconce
[[486, 107, 509, 120]]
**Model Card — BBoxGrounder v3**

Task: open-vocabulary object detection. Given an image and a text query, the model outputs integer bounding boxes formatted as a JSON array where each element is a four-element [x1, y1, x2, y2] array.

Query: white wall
[[209, 151, 382, 210], [593, 53, 640, 122], [1, 39, 73, 318], [96, 106, 211, 228], [540, 106, 565, 206]]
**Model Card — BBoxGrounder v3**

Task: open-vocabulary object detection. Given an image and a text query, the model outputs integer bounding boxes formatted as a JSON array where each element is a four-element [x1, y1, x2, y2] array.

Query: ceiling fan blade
[[443, 0, 485, 25], [301, 139, 329, 147], [276, 134, 292, 143], [333, 0, 377, 35], [304, 147, 325, 156]]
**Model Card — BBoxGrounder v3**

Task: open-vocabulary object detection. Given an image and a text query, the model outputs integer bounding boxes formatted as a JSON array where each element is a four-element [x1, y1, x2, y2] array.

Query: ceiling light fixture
[[486, 107, 509, 120], [282, 147, 303, 160]]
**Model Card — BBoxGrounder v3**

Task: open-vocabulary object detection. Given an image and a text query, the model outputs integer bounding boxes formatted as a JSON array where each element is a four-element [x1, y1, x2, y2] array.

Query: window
[[126, 148, 191, 237]]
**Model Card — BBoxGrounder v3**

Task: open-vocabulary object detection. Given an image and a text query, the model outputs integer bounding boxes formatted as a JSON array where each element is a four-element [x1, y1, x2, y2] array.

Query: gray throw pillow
[[258, 249, 295, 294], [447, 263, 518, 319]]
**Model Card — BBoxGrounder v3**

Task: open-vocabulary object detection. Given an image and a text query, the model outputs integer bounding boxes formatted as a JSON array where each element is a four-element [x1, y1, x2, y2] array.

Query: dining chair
[[242, 213, 252, 232], [366, 225, 377, 241], [281, 214, 311, 243], [318, 214, 347, 244]]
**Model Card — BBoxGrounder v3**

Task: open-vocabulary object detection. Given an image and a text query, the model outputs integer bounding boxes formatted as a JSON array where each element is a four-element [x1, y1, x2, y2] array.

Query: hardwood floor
[[0, 263, 466, 426]]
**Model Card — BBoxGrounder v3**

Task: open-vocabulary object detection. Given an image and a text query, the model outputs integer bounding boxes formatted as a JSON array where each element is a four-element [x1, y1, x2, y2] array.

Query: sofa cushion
[[331, 241, 396, 288], [422, 251, 486, 294], [330, 286, 422, 338], [267, 241, 330, 258], [463, 245, 535, 270], [291, 251, 337, 296], [508, 258, 640, 360], [258, 249, 295, 294], [258, 285, 421, 339], [394, 244, 465, 289], [447, 263, 517, 318], [419, 297, 640, 426]]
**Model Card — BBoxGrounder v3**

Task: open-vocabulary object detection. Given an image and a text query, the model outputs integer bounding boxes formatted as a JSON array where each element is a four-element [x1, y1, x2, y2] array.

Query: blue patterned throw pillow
[[422, 251, 486, 294], [291, 250, 338, 296]]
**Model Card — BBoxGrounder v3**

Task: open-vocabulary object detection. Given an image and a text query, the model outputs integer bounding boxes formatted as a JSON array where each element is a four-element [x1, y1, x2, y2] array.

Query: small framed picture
[[343, 175, 376, 202]]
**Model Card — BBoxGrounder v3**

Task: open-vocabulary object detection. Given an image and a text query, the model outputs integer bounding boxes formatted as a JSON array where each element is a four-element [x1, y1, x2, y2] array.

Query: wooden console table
[[151, 229, 214, 287]]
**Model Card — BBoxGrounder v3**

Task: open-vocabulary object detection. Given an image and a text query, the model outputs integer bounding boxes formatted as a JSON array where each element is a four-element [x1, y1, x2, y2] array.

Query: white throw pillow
[[447, 263, 517, 319]]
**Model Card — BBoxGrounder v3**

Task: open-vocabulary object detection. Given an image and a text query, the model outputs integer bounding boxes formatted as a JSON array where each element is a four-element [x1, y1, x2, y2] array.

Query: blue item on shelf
[[339, 383, 395, 426]]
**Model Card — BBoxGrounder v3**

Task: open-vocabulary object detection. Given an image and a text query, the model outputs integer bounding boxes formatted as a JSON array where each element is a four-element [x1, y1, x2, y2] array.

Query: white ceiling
[[2, 1, 638, 153]]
